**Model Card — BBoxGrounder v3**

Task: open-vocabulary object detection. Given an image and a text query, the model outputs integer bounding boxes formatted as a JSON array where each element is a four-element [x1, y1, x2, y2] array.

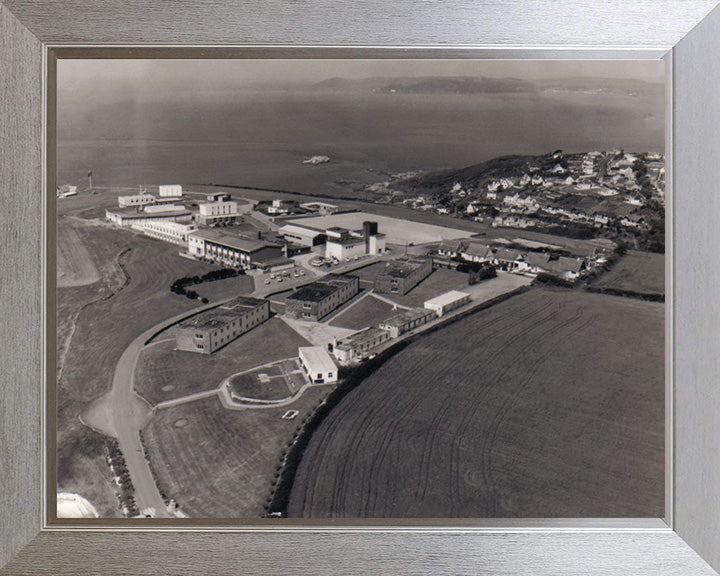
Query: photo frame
[[2, 1, 719, 574]]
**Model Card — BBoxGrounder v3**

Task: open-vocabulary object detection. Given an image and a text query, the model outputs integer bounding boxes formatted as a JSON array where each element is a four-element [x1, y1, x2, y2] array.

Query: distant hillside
[[395, 152, 565, 195]]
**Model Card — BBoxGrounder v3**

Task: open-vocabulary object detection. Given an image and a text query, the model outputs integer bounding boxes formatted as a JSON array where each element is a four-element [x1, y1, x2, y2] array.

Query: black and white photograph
[[55, 58, 665, 520]]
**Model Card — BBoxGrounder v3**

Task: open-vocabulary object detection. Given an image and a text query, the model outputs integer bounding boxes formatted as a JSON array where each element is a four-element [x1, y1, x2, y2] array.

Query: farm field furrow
[[288, 288, 664, 518], [593, 250, 664, 295]]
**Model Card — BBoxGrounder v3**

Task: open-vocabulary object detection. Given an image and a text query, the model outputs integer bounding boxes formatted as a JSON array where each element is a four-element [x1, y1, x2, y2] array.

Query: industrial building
[[105, 205, 192, 227], [118, 193, 155, 208], [299, 201, 339, 214], [278, 223, 327, 247], [424, 290, 471, 317], [298, 346, 338, 384], [374, 257, 433, 295], [379, 308, 436, 338], [325, 221, 386, 261], [206, 192, 231, 202], [197, 200, 240, 226], [175, 296, 270, 354], [285, 274, 360, 321], [159, 184, 183, 197], [331, 327, 391, 364], [139, 221, 198, 246], [187, 229, 284, 269]]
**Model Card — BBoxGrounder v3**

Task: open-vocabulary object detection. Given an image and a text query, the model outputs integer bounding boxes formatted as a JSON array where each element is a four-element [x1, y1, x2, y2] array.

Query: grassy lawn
[[593, 250, 665, 295], [181, 273, 256, 303], [289, 287, 664, 518], [135, 317, 310, 406], [229, 360, 304, 400], [142, 389, 329, 518], [329, 295, 396, 330]]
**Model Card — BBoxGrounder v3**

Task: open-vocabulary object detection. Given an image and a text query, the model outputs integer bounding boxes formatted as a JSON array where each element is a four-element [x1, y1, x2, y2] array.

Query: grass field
[[593, 250, 665, 295], [228, 359, 305, 400], [181, 273, 256, 302], [329, 295, 396, 330], [142, 389, 329, 518], [288, 288, 664, 518], [57, 216, 101, 288], [56, 209, 221, 516], [135, 317, 310, 406]]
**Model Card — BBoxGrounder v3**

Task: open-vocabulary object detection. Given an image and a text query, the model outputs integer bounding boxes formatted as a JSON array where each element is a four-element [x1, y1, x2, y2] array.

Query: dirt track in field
[[288, 288, 664, 518]]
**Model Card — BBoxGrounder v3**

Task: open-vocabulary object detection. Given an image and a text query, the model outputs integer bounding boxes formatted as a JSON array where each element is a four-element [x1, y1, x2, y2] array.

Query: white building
[[325, 222, 386, 261], [158, 184, 183, 197], [278, 223, 326, 247], [106, 205, 192, 227], [139, 221, 198, 246], [197, 200, 239, 225], [299, 346, 338, 384], [118, 193, 155, 208], [424, 290, 471, 317]]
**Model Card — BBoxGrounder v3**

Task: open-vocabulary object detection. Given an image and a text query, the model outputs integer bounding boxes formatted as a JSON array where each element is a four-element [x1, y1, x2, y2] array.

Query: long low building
[[175, 296, 270, 354], [379, 307, 436, 338], [118, 193, 155, 208], [139, 221, 198, 246], [299, 346, 338, 384], [187, 228, 284, 270], [331, 327, 391, 364], [424, 290, 471, 317], [278, 223, 327, 247], [285, 274, 359, 321], [374, 257, 433, 295], [105, 205, 192, 227]]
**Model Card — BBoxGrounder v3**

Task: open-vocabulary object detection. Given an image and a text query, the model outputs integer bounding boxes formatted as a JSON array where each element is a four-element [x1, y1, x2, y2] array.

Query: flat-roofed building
[[159, 184, 183, 197], [118, 193, 155, 208], [278, 223, 327, 247], [325, 221, 386, 260], [298, 346, 338, 384], [299, 201, 339, 215], [206, 192, 231, 202], [332, 327, 391, 364], [379, 308, 436, 338], [374, 257, 432, 295], [197, 200, 240, 225], [285, 274, 360, 321], [140, 221, 197, 246], [175, 296, 270, 354], [424, 290, 471, 317], [187, 228, 283, 269], [105, 205, 192, 227]]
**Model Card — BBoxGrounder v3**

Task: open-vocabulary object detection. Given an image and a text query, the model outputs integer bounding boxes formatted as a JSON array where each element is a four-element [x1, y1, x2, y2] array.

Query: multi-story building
[[105, 205, 192, 227], [331, 327, 391, 364], [285, 274, 359, 321], [298, 346, 338, 384], [175, 296, 270, 354], [139, 221, 198, 246], [424, 290, 471, 317], [374, 257, 433, 295], [378, 308, 436, 338], [187, 229, 283, 269], [158, 184, 183, 197], [117, 193, 156, 208], [325, 221, 386, 260], [197, 200, 240, 225]]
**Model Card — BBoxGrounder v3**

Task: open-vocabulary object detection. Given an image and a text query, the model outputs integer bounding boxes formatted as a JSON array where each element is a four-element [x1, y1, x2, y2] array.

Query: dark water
[[57, 87, 664, 195]]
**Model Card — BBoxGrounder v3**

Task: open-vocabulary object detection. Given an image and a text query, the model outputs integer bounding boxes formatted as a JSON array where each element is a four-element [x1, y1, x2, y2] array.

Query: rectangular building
[[298, 346, 338, 384], [424, 290, 471, 317], [159, 184, 183, 197], [374, 257, 433, 295], [105, 206, 192, 227], [197, 200, 240, 225], [278, 223, 327, 247], [187, 229, 283, 270], [118, 193, 155, 208], [175, 296, 270, 354], [325, 221, 386, 261], [140, 221, 197, 246], [285, 274, 360, 321], [379, 308, 436, 338], [332, 327, 391, 364]]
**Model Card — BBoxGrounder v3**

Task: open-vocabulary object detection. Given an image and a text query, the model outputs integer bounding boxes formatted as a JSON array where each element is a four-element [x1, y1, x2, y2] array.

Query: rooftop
[[299, 346, 338, 374], [424, 290, 470, 308], [335, 327, 388, 350], [107, 206, 190, 219], [378, 258, 429, 279], [178, 297, 267, 331], [189, 228, 279, 253], [278, 223, 326, 237], [287, 282, 338, 303], [380, 308, 434, 328]]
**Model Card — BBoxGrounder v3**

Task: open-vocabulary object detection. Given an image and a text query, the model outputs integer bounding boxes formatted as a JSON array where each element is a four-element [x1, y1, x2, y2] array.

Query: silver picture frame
[[1, 1, 719, 574]]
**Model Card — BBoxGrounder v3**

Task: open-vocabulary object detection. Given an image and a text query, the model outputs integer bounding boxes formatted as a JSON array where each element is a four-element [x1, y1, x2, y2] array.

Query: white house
[[299, 346, 338, 384]]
